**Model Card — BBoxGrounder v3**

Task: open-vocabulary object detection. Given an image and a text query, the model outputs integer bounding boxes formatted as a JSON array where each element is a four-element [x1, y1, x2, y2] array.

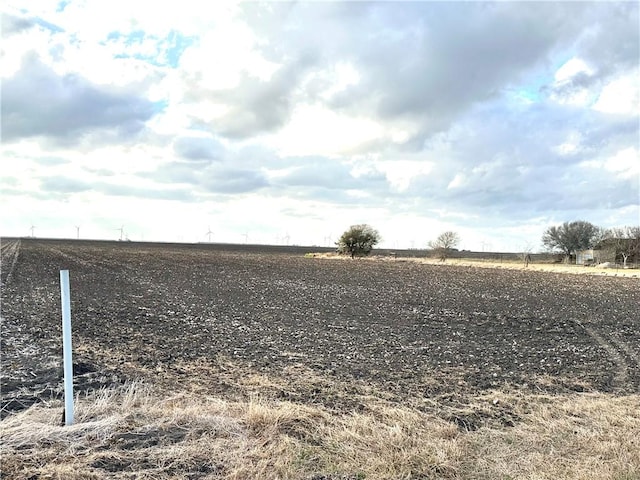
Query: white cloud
[[592, 69, 640, 116], [315, 62, 361, 101], [0, 23, 51, 76], [376, 160, 434, 192], [604, 147, 640, 178], [549, 57, 597, 107], [554, 57, 593, 82], [553, 131, 583, 156], [266, 104, 384, 157], [2, 2, 638, 250], [179, 20, 279, 92], [580, 147, 640, 179], [447, 173, 466, 190]]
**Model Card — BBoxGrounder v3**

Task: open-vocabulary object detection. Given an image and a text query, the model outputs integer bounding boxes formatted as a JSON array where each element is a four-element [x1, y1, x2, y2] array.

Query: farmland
[[1, 239, 639, 479]]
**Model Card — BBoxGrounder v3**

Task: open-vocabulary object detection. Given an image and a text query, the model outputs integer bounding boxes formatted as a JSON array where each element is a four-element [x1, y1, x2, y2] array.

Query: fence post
[[60, 270, 74, 426]]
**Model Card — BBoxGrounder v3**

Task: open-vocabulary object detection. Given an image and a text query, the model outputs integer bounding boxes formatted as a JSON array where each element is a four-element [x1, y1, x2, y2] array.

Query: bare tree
[[602, 226, 640, 268], [518, 242, 534, 267], [429, 231, 460, 262]]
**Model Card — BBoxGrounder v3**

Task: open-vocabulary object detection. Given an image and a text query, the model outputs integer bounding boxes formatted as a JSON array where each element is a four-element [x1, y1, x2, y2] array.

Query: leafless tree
[[429, 231, 460, 262], [518, 242, 534, 267], [602, 226, 640, 268]]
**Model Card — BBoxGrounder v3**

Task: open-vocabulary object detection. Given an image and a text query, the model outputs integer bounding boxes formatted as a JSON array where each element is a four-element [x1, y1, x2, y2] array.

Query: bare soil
[[2, 239, 639, 423]]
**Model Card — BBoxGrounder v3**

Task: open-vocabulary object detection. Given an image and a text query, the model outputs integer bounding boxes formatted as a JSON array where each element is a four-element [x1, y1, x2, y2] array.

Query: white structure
[[576, 249, 595, 265], [60, 270, 74, 425]]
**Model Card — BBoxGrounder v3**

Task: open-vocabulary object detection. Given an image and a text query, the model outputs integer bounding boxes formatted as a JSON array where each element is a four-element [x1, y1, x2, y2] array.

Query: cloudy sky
[[1, 1, 638, 251]]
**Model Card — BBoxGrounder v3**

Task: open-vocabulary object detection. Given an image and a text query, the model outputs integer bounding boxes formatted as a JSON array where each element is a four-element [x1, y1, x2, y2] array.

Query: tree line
[[336, 225, 461, 260], [542, 221, 640, 266], [336, 221, 640, 266]]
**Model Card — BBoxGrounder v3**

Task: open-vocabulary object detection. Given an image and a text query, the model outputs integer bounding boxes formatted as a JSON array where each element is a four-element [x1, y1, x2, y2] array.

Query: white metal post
[[60, 270, 74, 425]]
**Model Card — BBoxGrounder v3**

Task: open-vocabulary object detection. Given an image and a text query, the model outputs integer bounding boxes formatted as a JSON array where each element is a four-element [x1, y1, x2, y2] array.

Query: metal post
[[60, 270, 74, 425]]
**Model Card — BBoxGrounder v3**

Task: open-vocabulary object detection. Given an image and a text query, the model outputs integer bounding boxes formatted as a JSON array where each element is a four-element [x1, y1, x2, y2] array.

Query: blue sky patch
[[165, 30, 196, 68], [56, 1, 70, 13]]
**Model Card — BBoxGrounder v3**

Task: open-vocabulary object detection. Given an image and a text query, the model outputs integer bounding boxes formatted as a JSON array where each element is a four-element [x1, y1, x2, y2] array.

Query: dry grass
[[2, 382, 639, 479], [310, 252, 640, 278], [462, 392, 640, 479], [422, 258, 640, 278]]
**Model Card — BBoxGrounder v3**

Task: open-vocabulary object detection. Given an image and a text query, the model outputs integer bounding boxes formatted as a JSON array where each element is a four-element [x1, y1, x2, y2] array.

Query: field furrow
[[0, 239, 21, 287], [1, 238, 638, 418]]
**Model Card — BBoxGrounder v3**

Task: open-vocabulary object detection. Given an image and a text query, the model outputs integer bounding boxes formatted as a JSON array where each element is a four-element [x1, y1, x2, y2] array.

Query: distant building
[[577, 241, 625, 265], [597, 237, 637, 266], [576, 249, 595, 265], [594, 244, 617, 264]]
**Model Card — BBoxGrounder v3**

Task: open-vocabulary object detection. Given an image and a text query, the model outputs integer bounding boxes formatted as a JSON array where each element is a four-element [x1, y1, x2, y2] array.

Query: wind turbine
[[75, 225, 80, 240], [324, 234, 332, 247], [205, 226, 213, 243], [30, 225, 36, 238], [283, 232, 290, 245], [116, 226, 125, 241], [242, 232, 248, 244]]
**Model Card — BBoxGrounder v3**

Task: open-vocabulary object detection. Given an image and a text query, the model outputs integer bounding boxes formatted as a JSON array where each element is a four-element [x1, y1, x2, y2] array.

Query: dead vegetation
[[2, 382, 639, 479], [311, 251, 640, 278]]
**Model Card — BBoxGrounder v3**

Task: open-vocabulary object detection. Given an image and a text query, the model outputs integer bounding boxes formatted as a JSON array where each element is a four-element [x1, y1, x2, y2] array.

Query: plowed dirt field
[[2, 239, 639, 423]]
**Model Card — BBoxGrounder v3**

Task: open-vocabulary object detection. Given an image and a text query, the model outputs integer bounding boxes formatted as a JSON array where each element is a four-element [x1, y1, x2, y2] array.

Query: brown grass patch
[[308, 252, 640, 278], [464, 393, 640, 479], [2, 382, 639, 479]]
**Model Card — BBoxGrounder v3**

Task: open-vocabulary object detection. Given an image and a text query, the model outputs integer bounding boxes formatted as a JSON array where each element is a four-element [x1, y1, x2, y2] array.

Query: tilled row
[[1, 239, 639, 419]]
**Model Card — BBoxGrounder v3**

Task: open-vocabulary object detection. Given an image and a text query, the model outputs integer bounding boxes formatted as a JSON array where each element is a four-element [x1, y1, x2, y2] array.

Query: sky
[[1, 1, 639, 252]]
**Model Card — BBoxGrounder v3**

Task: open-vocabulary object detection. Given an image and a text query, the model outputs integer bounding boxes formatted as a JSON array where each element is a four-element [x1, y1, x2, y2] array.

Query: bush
[[336, 224, 381, 258]]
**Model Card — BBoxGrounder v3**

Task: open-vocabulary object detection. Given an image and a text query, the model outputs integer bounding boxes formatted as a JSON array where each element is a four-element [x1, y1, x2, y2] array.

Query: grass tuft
[[1, 382, 639, 479]]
